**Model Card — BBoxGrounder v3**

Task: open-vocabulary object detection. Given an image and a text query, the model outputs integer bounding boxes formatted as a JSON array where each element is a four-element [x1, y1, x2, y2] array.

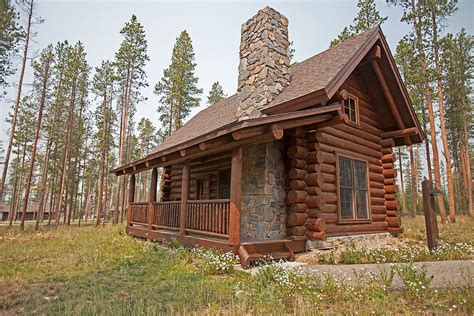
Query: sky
[[1, 0, 473, 147]]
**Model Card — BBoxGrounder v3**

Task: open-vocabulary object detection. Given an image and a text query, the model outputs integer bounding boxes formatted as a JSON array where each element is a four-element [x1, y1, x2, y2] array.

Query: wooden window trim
[[344, 94, 361, 128], [335, 153, 372, 224]]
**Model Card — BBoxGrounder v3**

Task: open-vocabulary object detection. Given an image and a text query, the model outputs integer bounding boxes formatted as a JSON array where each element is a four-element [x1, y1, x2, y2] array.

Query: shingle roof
[[151, 27, 379, 155]]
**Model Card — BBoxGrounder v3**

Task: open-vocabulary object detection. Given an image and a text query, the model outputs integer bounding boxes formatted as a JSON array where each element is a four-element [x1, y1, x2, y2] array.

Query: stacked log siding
[[284, 73, 396, 238]]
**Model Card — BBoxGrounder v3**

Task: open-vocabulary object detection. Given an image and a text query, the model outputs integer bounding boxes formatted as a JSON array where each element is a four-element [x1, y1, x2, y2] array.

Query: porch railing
[[185, 199, 230, 238], [129, 202, 148, 225], [152, 201, 180, 230], [129, 199, 231, 239]]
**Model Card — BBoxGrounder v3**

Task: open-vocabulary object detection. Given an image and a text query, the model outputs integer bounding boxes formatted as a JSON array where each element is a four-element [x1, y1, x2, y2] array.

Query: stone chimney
[[237, 7, 290, 120]]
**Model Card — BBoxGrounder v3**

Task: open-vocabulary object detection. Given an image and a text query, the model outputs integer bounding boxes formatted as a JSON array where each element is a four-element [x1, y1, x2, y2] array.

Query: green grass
[[1, 221, 473, 314]]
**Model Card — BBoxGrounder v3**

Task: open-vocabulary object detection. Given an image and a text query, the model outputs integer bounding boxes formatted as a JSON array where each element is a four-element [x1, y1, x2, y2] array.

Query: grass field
[[0, 217, 473, 314]]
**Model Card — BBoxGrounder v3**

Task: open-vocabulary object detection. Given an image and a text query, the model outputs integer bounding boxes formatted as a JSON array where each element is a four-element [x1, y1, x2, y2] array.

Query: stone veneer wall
[[237, 6, 290, 120], [240, 141, 287, 240]]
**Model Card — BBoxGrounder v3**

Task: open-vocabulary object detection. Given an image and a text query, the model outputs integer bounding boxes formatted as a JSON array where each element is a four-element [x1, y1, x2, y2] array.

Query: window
[[338, 156, 369, 220], [343, 95, 359, 124], [196, 175, 210, 200], [218, 169, 231, 199]]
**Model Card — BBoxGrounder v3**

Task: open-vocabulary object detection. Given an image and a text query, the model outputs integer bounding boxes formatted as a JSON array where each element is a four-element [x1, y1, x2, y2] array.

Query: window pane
[[356, 190, 368, 218], [344, 99, 350, 116], [350, 109, 356, 122], [354, 160, 367, 189], [350, 98, 356, 111], [339, 157, 353, 188], [340, 188, 353, 219]]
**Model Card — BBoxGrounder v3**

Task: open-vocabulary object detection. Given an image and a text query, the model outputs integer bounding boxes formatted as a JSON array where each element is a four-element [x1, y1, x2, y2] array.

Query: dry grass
[[0, 221, 473, 315], [402, 214, 474, 244]]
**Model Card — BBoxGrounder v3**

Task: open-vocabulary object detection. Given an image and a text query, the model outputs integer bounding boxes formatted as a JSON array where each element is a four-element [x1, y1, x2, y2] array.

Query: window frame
[[343, 94, 360, 128], [335, 153, 371, 224]]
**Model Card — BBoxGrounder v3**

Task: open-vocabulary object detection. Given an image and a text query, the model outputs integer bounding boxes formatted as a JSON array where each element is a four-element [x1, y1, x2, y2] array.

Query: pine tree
[[20, 44, 54, 230], [7, 96, 35, 225], [441, 30, 473, 216], [392, 0, 448, 222], [53, 41, 89, 226], [155, 30, 203, 137], [0, 0, 21, 91], [113, 15, 149, 224], [330, 0, 387, 47], [0, 0, 42, 200], [92, 60, 116, 225], [207, 81, 226, 106], [425, 0, 458, 222]]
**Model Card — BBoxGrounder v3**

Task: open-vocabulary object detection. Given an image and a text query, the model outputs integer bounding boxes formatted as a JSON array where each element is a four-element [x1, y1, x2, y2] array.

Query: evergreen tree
[[391, 0, 449, 222], [330, 0, 387, 47], [207, 81, 226, 106], [0, 0, 21, 91], [92, 60, 116, 226], [441, 29, 473, 216], [113, 15, 149, 224], [155, 30, 203, 137], [20, 44, 54, 230], [0, 0, 41, 200], [53, 41, 89, 225]]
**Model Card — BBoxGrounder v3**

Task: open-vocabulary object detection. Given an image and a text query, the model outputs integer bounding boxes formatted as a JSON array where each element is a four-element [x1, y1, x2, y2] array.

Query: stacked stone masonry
[[240, 141, 287, 240], [237, 6, 290, 120]]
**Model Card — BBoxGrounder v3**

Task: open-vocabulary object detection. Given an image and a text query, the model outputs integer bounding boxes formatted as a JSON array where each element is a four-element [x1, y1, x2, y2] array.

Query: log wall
[[284, 72, 399, 239]]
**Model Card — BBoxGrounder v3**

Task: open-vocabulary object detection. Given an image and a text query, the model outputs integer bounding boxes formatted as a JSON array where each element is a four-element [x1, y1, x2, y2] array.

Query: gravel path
[[291, 260, 474, 289]]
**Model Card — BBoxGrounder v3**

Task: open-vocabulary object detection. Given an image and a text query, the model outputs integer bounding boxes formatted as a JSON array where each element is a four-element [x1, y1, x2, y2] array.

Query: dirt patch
[[296, 233, 426, 264]]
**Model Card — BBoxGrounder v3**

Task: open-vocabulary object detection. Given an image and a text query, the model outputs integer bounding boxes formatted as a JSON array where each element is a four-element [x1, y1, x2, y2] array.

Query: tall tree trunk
[[0, 0, 34, 200], [421, 106, 433, 183], [409, 145, 417, 218], [47, 175, 55, 226], [35, 138, 52, 230], [411, 0, 447, 222], [8, 145, 21, 224], [431, 11, 456, 223], [10, 141, 27, 225], [462, 127, 472, 216], [54, 82, 77, 226], [96, 93, 108, 226], [114, 70, 131, 224], [20, 54, 52, 231]]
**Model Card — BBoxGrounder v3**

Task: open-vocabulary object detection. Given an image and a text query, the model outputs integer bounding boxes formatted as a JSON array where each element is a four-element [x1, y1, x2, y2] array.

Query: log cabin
[[111, 7, 423, 266]]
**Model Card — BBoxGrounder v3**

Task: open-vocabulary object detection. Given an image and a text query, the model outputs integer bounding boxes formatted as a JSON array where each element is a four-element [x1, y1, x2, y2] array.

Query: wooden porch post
[[127, 174, 136, 225], [229, 147, 242, 246], [148, 167, 158, 232], [180, 160, 190, 237]]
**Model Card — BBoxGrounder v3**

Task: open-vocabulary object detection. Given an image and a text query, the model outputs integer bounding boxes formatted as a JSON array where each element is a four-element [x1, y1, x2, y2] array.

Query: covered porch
[[127, 147, 243, 252]]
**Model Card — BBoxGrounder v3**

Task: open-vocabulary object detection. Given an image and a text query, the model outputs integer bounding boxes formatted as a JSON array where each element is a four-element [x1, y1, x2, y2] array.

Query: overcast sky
[[1, 0, 473, 146]]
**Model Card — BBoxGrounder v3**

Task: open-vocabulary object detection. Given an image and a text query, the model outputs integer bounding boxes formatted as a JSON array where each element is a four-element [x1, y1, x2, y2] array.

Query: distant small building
[[0, 202, 50, 221]]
